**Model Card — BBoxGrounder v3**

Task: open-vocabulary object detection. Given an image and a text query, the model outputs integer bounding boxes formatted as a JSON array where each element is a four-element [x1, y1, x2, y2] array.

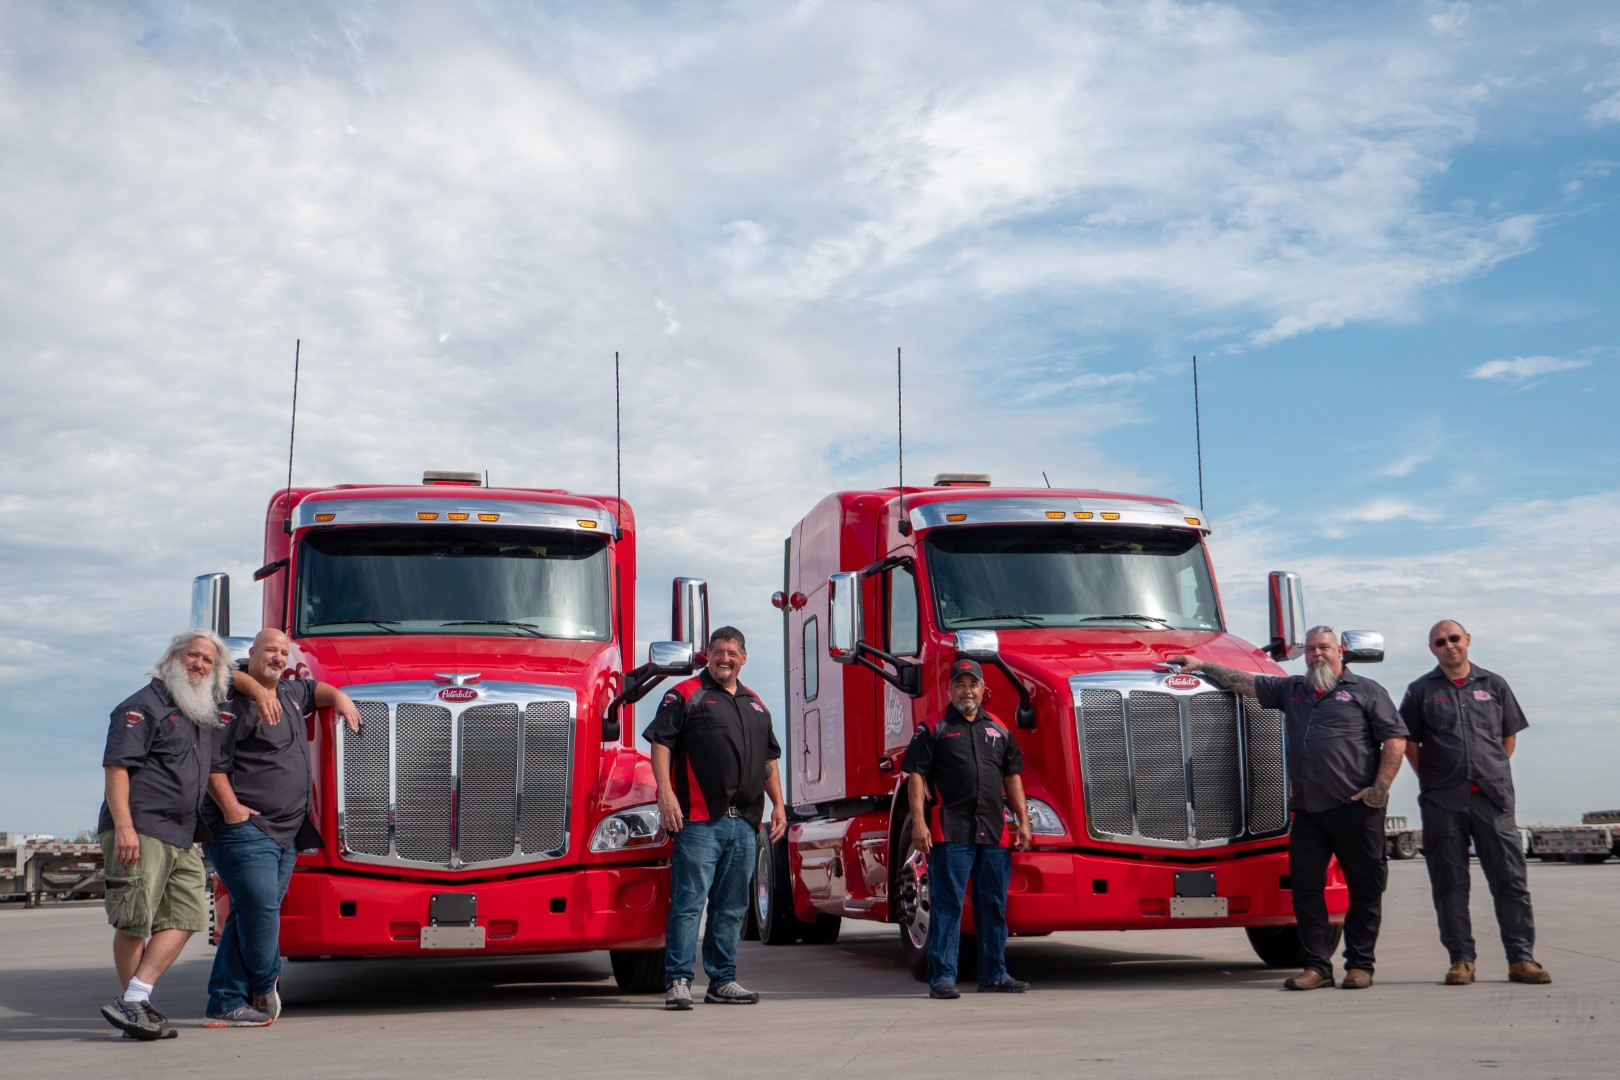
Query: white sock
[[122, 977, 154, 1004]]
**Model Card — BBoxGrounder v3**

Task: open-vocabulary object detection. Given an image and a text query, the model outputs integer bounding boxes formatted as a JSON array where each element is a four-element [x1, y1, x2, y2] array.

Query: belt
[[724, 806, 743, 818]]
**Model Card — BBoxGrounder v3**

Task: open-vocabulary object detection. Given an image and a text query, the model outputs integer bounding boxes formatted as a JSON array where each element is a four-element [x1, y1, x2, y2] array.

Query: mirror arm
[[854, 643, 921, 697], [984, 654, 1037, 730], [602, 664, 670, 743]]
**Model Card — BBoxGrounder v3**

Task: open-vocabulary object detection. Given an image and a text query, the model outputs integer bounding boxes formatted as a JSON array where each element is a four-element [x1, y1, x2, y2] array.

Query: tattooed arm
[[1167, 655, 1258, 698]]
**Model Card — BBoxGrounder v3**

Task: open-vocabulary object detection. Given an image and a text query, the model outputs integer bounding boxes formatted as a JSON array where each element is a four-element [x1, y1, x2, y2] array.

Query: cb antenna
[[614, 351, 623, 540], [897, 347, 911, 536], [1192, 355, 1206, 512], [283, 339, 301, 536]]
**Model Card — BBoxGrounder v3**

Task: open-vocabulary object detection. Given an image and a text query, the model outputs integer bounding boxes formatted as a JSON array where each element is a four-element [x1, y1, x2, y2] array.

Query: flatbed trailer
[[1527, 810, 1620, 864]]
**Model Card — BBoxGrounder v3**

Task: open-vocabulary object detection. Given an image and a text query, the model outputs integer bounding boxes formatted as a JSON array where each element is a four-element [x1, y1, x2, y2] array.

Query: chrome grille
[[335, 682, 576, 870], [1073, 672, 1287, 849]]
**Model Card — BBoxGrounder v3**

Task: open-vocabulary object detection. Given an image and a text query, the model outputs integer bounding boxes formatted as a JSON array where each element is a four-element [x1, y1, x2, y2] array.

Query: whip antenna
[[897, 347, 911, 535], [614, 351, 623, 540], [284, 339, 301, 536], [1192, 355, 1206, 512]]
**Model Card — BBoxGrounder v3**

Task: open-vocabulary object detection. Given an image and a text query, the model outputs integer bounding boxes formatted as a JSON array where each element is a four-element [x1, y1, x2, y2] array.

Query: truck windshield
[[925, 525, 1221, 632], [295, 526, 611, 640]]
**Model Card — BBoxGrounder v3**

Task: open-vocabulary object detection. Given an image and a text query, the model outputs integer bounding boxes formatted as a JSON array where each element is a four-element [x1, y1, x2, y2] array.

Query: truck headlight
[[589, 804, 667, 852], [1007, 798, 1066, 836]]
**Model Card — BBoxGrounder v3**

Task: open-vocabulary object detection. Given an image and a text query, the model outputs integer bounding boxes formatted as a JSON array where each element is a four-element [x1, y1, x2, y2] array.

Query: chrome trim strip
[[909, 497, 1209, 533], [336, 680, 577, 871], [292, 497, 617, 536]]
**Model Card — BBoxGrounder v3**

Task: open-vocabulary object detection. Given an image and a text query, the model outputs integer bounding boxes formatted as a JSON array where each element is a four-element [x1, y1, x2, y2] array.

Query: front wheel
[[895, 833, 931, 981], [609, 948, 666, 993], [756, 834, 804, 945], [1245, 924, 1343, 968]]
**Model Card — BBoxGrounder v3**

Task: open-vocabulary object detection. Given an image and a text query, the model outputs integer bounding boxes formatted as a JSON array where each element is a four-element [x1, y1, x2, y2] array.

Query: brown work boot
[[1445, 960, 1475, 985], [1508, 961, 1552, 985], [1283, 969, 1334, 990], [1340, 969, 1372, 989]]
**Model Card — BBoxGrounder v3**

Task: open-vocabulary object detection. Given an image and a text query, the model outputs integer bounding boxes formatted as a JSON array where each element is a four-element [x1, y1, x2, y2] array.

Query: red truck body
[[201, 475, 682, 991], [757, 480, 1348, 973]]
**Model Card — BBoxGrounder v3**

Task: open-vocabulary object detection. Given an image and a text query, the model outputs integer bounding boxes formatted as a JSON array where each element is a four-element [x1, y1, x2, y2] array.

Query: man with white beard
[[1171, 627, 1407, 991], [98, 631, 237, 1040]]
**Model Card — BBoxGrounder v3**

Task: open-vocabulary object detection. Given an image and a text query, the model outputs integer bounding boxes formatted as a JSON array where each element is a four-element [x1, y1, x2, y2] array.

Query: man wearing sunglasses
[[1399, 620, 1549, 986]]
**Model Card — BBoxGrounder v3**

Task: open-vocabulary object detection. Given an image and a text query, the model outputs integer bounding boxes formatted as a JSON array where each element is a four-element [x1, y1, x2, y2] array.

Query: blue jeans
[[927, 842, 1011, 987], [206, 822, 297, 1014], [664, 816, 755, 987]]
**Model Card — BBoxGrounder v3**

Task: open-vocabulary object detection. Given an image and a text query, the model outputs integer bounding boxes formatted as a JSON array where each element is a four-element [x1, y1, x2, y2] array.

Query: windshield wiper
[[952, 613, 1048, 627], [439, 619, 551, 638], [1078, 614, 1172, 626], [309, 620, 401, 635]]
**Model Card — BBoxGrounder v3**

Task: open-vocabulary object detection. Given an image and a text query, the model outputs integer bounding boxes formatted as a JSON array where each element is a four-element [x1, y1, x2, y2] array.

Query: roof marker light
[[313, 512, 336, 522], [945, 513, 968, 522], [448, 512, 470, 521], [1101, 512, 1121, 520], [477, 513, 499, 522], [1184, 517, 1202, 526], [417, 512, 440, 521], [577, 519, 597, 529], [1045, 511, 1066, 519], [1074, 511, 1092, 519]]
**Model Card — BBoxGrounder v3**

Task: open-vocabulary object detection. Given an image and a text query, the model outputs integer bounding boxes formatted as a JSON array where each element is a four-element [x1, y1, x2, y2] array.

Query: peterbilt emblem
[[437, 687, 480, 703], [1163, 674, 1202, 690]]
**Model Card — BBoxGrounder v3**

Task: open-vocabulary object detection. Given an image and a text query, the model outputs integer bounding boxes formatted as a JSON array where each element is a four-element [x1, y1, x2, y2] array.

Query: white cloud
[[1468, 355, 1592, 381]]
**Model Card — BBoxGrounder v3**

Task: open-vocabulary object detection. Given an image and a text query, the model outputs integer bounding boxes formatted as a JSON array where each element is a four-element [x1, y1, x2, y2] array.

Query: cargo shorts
[[99, 831, 208, 937]]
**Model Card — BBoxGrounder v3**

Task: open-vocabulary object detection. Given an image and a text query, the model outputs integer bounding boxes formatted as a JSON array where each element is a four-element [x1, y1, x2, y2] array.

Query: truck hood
[[292, 636, 612, 688], [991, 628, 1275, 685]]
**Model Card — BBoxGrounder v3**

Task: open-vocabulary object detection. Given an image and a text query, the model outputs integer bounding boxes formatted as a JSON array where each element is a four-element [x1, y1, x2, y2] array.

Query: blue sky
[[1, 0, 1615, 833]]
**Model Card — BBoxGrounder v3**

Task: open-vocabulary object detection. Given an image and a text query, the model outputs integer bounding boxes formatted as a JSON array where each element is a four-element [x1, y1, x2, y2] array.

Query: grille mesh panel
[[1077, 690, 1132, 836], [394, 704, 453, 862], [341, 702, 391, 855], [521, 702, 571, 855], [458, 704, 522, 864], [1188, 692, 1242, 840], [1243, 696, 1287, 834], [1129, 692, 1188, 841]]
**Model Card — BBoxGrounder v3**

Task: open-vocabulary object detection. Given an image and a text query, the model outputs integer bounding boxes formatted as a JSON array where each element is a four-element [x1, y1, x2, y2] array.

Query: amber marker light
[[477, 513, 499, 522], [577, 519, 597, 529], [313, 512, 336, 522], [417, 512, 440, 521], [1184, 517, 1202, 526], [1101, 512, 1121, 520], [945, 513, 968, 522], [1045, 511, 1065, 519], [447, 512, 470, 521], [1074, 512, 1093, 519]]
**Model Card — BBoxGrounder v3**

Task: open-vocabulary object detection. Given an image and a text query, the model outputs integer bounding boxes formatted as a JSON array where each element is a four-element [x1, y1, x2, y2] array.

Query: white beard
[[159, 658, 225, 728], [1306, 659, 1338, 695]]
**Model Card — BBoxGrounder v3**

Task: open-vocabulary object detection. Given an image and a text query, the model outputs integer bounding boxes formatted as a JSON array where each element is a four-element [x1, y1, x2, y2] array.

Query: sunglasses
[[1432, 633, 1464, 648]]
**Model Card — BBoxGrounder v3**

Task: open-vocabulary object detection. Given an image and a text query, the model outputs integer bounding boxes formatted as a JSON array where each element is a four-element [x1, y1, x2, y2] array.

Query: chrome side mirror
[[192, 573, 231, 636], [952, 629, 1001, 661], [1340, 630, 1385, 664], [646, 640, 698, 676], [827, 571, 861, 663], [1266, 571, 1305, 661], [671, 577, 709, 655]]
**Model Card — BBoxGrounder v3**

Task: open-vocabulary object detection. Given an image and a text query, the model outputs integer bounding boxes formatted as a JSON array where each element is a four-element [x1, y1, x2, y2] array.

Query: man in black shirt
[[1172, 626, 1406, 990], [98, 630, 235, 1041], [204, 628, 359, 1027], [1401, 619, 1549, 986], [644, 626, 785, 1011], [902, 658, 1032, 999]]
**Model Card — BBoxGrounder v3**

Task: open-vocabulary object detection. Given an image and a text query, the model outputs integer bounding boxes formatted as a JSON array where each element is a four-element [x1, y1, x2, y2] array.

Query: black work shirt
[[643, 670, 780, 827], [204, 676, 320, 850], [901, 705, 1024, 845], [98, 678, 231, 849], [1253, 670, 1406, 815], [1400, 664, 1527, 813]]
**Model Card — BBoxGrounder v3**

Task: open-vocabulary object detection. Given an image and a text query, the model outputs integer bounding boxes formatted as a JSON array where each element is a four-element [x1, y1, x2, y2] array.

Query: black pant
[[1290, 801, 1387, 976], [1420, 793, 1536, 964]]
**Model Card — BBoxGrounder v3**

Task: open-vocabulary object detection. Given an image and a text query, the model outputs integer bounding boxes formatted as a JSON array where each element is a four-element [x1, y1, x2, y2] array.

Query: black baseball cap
[[949, 658, 985, 683]]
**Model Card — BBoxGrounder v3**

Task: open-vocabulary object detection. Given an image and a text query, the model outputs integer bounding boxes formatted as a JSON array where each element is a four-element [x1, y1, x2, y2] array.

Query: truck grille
[[1072, 672, 1286, 848], [336, 682, 575, 870]]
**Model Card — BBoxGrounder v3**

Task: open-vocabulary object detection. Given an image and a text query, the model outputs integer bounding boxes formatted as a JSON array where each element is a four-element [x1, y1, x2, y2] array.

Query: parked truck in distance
[[1527, 810, 1620, 864], [1385, 815, 1421, 860], [192, 470, 707, 991], [756, 474, 1370, 977]]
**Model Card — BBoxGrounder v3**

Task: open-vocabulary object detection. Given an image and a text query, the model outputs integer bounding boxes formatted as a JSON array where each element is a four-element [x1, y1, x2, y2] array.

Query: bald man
[[202, 630, 359, 1027]]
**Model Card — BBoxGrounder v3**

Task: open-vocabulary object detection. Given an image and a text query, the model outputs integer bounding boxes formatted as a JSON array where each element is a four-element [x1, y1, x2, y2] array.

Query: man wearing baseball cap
[[901, 657, 1033, 999]]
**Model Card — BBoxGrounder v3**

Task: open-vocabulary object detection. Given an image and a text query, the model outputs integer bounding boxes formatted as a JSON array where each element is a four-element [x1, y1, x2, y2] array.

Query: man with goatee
[[202, 628, 360, 1028], [98, 630, 237, 1040], [1171, 627, 1406, 991]]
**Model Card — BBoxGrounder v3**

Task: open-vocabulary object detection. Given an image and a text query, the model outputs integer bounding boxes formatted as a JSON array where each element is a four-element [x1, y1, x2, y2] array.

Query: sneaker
[[664, 978, 693, 1011], [203, 1003, 274, 1028], [704, 980, 760, 1004], [928, 982, 960, 1000], [978, 974, 1031, 993], [1340, 969, 1373, 989], [138, 1001, 175, 1037], [1283, 969, 1334, 990], [1445, 960, 1476, 985], [1508, 960, 1552, 985], [101, 998, 163, 1040], [252, 983, 282, 1022]]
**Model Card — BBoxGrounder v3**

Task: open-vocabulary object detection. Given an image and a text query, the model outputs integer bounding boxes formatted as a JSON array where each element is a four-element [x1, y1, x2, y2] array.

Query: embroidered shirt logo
[[124, 711, 143, 726], [1473, 690, 1493, 702], [983, 726, 1003, 741], [1334, 691, 1353, 702], [662, 692, 676, 706], [751, 702, 765, 712]]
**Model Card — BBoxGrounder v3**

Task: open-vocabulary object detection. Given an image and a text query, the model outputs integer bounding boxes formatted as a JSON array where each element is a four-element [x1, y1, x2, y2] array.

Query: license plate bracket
[[422, 893, 484, 950], [1169, 896, 1228, 918]]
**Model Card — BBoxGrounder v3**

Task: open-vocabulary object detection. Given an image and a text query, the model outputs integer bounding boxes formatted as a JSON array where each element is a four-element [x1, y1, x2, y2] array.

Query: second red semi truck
[[756, 474, 1362, 976], [193, 470, 707, 991]]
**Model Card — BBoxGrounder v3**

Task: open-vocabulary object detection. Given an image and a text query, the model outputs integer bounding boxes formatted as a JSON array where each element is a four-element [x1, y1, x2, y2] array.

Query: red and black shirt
[[1400, 664, 1528, 813], [901, 705, 1024, 845], [97, 678, 233, 849], [642, 670, 780, 827]]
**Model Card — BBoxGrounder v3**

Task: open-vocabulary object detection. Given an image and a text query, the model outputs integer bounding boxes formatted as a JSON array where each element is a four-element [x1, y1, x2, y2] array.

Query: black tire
[[756, 834, 803, 945], [802, 914, 842, 944], [609, 948, 666, 993], [1245, 924, 1344, 968], [1394, 833, 1418, 860]]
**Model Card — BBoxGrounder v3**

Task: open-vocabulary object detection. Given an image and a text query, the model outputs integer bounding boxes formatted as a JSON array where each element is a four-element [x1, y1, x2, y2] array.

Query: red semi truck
[[192, 471, 706, 992], [755, 475, 1358, 975]]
